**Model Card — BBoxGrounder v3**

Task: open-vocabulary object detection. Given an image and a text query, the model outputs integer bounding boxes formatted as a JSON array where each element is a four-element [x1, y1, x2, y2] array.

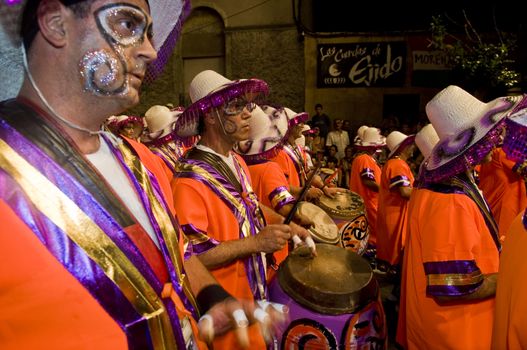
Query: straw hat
[[424, 85, 522, 183], [284, 107, 309, 127], [354, 127, 386, 150], [234, 105, 289, 163], [353, 125, 369, 144], [142, 105, 184, 144], [415, 124, 439, 159], [175, 70, 269, 140], [105, 115, 144, 138], [503, 108, 527, 163], [386, 131, 415, 158], [0, 0, 189, 99]]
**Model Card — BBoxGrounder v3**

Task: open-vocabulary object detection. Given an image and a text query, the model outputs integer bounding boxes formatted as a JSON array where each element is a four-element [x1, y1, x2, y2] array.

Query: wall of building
[[130, 0, 304, 115], [130, 0, 449, 133]]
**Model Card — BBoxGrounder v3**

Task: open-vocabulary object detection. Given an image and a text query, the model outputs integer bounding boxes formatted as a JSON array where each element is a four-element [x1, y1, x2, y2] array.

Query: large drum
[[269, 244, 387, 349], [297, 201, 340, 245], [318, 190, 369, 255]]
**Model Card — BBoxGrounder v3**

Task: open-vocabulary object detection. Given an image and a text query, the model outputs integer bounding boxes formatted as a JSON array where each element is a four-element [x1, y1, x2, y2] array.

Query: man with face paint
[[171, 70, 310, 349], [0, 1, 283, 349]]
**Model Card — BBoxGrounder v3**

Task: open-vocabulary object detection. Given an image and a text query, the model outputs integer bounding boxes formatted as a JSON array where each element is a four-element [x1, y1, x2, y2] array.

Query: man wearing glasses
[[171, 70, 311, 349]]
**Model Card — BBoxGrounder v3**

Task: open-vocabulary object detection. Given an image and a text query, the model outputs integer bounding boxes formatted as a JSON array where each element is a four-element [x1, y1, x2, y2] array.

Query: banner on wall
[[317, 42, 406, 88], [411, 50, 454, 87]]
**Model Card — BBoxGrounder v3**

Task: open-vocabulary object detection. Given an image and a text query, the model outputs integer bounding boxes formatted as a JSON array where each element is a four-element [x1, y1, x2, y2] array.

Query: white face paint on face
[[79, 3, 153, 97]]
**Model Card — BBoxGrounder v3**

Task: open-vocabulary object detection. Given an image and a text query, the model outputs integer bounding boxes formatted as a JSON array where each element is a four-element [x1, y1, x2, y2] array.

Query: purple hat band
[[503, 108, 527, 162]]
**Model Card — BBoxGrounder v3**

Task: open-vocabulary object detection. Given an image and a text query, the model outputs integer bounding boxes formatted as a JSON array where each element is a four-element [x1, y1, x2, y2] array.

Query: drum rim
[[317, 190, 365, 220], [277, 244, 379, 315], [298, 202, 340, 244]]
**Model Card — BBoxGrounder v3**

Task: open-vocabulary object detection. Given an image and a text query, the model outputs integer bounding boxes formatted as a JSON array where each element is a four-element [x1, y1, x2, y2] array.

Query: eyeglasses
[[223, 98, 256, 116]]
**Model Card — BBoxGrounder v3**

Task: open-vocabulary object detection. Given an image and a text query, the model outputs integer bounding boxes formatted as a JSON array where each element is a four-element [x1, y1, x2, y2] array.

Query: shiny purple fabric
[[269, 186, 295, 211], [423, 260, 483, 297], [180, 223, 220, 258], [0, 121, 163, 349]]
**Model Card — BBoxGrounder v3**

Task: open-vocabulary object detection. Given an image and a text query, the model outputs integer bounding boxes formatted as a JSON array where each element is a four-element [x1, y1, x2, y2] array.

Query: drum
[[269, 244, 387, 349], [297, 201, 340, 245], [318, 190, 369, 255]]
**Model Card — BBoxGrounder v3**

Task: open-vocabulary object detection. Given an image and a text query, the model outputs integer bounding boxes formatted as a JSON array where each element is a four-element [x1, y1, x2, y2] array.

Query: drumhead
[[297, 202, 339, 244], [278, 244, 377, 315], [318, 190, 365, 220]]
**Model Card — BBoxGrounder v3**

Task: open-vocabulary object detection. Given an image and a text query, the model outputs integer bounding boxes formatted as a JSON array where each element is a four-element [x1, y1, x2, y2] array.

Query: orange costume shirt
[[376, 158, 414, 266], [247, 161, 296, 273], [478, 147, 527, 239], [172, 149, 268, 350], [349, 153, 381, 245], [270, 144, 308, 187], [0, 99, 203, 350], [396, 184, 500, 350], [492, 209, 527, 349]]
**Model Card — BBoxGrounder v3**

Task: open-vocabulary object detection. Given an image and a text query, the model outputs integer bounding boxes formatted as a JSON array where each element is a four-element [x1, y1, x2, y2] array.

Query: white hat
[[355, 125, 369, 141], [0, 0, 189, 98], [354, 127, 386, 150], [386, 131, 415, 158], [424, 85, 522, 183], [175, 70, 269, 140], [234, 105, 289, 163], [283, 107, 309, 128], [142, 105, 184, 143], [414, 124, 439, 159]]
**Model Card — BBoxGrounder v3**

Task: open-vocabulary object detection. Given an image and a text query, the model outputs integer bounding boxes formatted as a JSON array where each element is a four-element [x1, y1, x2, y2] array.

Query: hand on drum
[[198, 297, 289, 348], [290, 222, 317, 257], [305, 186, 324, 201], [322, 186, 347, 199], [253, 224, 292, 253]]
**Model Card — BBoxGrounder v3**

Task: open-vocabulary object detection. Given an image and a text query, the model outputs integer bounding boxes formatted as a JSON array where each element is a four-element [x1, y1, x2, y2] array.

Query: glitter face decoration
[[79, 4, 152, 96]]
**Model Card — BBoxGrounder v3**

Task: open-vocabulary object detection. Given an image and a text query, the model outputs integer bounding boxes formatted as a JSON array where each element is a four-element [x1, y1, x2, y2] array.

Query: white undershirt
[[85, 137, 160, 248], [196, 144, 240, 182]]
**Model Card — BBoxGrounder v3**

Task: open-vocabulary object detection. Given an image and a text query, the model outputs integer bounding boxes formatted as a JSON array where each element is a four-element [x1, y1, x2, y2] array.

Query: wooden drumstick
[[284, 164, 322, 225]]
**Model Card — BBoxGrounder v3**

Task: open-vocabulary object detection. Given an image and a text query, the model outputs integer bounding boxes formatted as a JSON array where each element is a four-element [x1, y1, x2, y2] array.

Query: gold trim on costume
[[118, 142, 198, 313], [0, 139, 177, 349], [427, 270, 483, 286]]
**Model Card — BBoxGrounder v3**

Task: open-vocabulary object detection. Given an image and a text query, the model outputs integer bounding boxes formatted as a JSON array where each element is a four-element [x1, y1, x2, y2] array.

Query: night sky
[[308, 2, 525, 34]]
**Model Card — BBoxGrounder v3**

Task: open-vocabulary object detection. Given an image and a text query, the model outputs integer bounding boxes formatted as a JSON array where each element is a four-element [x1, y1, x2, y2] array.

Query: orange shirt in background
[[350, 153, 381, 245], [376, 158, 414, 266], [492, 210, 527, 349], [478, 147, 527, 240]]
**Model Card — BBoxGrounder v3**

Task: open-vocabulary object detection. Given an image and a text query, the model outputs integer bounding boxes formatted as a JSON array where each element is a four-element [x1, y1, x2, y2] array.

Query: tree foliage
[[428, 12, 519, 92]]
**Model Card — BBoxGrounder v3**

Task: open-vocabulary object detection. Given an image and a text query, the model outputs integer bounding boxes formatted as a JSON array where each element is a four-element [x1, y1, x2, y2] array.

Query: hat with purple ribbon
[[234, 105, 289, 164], [503, 108, 527, 163], [424, 85, 522, 183], [386, 131, 415, 158], [175, 70, 269, 142]]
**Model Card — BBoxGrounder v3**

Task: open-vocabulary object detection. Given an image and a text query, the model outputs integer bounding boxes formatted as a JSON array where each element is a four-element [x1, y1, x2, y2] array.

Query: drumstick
[[284, 164, 322, 225]]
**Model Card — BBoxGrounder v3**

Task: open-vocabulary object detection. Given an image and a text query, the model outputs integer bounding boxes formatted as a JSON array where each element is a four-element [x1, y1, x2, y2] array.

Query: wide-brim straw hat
[[105, 115, 144, 137], [424, 85, 523, 183], [414, 123, 439, 160], [386, 131, 415, 158], [284, 107, 309, 128], [142, 105, 184, 145], [175, 70, 269, 141], [0, 0, 189, 100], [354, 127, 386, 150], [234, 105, 289, 163], [503, 108, 527, 162]]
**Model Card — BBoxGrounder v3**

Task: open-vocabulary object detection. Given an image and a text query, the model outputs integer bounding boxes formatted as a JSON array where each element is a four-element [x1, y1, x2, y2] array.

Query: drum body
[[269, 244, 387, 349], [318, 190, 369, 255], [297, 201, 340, 245]]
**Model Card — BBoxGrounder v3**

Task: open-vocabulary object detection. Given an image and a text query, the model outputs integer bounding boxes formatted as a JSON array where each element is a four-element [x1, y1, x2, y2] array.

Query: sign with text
[[317, 42, 406, 88]]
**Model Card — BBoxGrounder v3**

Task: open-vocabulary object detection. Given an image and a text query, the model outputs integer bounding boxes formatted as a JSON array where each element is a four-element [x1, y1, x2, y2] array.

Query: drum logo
[[339, 214, 369, 255]]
